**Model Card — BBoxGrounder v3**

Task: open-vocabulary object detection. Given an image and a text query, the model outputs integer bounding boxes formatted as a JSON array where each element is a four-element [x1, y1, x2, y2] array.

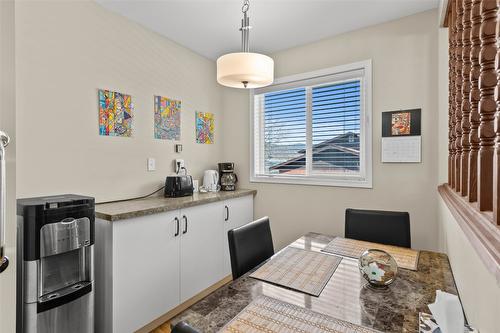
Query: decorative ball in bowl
[[358, 249, 398, 288]]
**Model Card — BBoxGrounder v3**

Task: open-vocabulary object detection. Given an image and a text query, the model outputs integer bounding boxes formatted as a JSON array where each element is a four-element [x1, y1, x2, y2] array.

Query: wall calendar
[[381, 109, 422, 163]]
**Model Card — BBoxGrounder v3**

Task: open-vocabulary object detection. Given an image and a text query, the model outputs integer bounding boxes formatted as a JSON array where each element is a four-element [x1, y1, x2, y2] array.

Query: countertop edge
[[95, 189, 257, 222]]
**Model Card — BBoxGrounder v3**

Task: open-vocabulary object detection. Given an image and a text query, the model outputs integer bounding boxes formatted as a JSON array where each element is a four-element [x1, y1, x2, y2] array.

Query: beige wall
[[223, 10, 440, 251], [16, 1, 223, 202], [436, 27, 500, 333], [0, 0, 17, 331]]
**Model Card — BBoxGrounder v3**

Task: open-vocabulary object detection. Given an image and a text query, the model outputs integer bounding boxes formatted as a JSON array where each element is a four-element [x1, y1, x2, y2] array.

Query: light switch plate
[[147, 158, 156, 171]]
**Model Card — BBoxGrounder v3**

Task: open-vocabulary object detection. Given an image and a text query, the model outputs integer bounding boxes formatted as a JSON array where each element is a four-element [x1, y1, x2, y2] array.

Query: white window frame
[[250, 59, 372, 188]]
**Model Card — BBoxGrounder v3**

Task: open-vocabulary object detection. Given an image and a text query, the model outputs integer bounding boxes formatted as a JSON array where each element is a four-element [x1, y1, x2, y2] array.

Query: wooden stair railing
[[444, 0, 500, 225]]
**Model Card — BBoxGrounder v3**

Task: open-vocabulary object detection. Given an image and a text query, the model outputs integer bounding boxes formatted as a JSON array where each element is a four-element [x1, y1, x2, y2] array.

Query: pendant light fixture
[[216, 0, 274, 89]]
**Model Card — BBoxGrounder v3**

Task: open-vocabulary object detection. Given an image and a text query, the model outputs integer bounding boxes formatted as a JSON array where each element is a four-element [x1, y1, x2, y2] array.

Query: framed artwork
[[98, 89, 133, 137], [154, 96, 181, 140], [195, 111, 214, 144], [391, 112, 411, 135]]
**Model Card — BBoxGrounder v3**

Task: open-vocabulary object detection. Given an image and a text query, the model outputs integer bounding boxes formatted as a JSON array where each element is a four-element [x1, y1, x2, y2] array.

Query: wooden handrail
[[438, 184, 500, 283]]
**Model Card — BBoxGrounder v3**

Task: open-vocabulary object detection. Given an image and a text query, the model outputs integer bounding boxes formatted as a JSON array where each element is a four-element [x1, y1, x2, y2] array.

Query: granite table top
[[170, 233, 459, 333], [95, 189, 257, 222]]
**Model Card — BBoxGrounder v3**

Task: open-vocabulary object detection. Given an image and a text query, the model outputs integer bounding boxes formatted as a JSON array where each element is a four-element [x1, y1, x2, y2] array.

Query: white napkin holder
[[422, 290, 477, 333]]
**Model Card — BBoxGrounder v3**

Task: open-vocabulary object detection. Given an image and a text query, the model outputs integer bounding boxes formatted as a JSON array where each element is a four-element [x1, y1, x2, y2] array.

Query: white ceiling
[[96, 0, 439, 60]]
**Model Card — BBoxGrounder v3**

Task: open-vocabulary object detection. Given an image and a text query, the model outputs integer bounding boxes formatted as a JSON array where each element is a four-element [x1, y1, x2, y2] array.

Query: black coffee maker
[[218, 162, 238, 191]]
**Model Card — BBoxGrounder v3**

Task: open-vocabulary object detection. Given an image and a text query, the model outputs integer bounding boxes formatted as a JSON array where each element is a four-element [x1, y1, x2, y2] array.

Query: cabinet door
[[179, 201, 225, 302], [113, 211, 180, 333], [222, 195, 254, 276]]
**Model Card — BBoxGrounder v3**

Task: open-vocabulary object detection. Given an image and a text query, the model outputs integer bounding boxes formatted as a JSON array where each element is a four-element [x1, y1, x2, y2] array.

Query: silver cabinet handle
[[0, 130, 10, 274], [225, 205, 229, 222]]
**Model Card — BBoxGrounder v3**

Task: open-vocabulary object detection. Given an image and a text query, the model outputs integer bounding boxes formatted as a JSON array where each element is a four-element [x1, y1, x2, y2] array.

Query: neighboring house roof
[[269, 132, 360, 173]]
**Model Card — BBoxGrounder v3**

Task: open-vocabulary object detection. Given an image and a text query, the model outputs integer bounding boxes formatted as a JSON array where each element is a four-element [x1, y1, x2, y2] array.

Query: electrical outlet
[[175, 159, 185, 174], [147, 158, 156, 171]]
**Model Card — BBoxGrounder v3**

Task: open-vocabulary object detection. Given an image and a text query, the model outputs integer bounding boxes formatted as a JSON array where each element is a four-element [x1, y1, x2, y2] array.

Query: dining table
[[169, 232, 460, 333]]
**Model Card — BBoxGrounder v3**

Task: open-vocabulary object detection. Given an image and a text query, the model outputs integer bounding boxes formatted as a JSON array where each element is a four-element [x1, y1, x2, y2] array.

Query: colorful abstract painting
[[391, 112, 411, 136], [154, 96, 181, 140], [195, 111, 214, 144], [98, 89, 133, 137]]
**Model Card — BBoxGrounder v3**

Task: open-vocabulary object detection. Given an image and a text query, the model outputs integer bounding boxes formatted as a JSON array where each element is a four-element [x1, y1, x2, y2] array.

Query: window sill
[[250, 175, 372, 188], [438, 184, 500, 283]]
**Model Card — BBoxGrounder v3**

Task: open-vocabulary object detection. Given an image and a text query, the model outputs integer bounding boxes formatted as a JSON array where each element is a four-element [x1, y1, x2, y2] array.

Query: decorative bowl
[[358, 249, 398, 288]]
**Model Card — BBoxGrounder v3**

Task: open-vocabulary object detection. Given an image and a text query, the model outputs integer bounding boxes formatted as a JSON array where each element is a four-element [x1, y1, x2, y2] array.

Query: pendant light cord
[[240, 0, 251, 53]]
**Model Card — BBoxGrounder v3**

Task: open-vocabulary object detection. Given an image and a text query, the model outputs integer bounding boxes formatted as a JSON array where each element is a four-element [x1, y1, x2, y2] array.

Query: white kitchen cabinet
[[222, 195, 254, 276], [112, 210, 181, 333], [179, 201, 225, 302], [95, 193, 255, 333]]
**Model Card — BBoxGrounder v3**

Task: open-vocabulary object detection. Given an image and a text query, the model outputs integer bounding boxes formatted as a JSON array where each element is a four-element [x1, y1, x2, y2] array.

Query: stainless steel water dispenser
[[16, 195, 95, 333]]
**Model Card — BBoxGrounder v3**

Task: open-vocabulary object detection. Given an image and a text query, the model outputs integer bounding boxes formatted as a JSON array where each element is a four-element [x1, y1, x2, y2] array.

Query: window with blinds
[[251, 61, 372, 188], [262, 88, 306, 175], [312, 81, 361, 175]]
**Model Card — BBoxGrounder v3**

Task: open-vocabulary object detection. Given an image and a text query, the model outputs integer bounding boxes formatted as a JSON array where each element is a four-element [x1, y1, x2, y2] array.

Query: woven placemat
[[321, 237, 420, 271], [219, 296, 380, 333], [249, 247, 341, 296]]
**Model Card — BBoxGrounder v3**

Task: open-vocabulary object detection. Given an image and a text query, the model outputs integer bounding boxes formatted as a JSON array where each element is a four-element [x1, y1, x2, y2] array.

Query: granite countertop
[[95, 189, 256, 222], [170, 232, 459, 333]]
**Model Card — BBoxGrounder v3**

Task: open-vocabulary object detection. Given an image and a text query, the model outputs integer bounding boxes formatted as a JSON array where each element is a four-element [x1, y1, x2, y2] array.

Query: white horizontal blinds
[[252, 61, 371, 187], [254, 65, 366, 179], [262, 88, 307, 175], [311, 80, 361, 175]]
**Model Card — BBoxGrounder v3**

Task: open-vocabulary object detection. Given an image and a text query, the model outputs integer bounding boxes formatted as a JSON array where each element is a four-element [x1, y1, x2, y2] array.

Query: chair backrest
[[171, 321, 200, 333], [228, 216, 274, 279], [345, 208, 411, 248]]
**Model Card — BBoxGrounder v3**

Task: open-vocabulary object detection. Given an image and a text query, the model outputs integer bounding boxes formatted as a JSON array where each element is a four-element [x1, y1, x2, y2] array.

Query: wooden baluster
[[450, 0, 457, 188], [493, 0, 500, 223], [455, 0, 464, 192], [469, 0, 481, 202], [452, 1, 459, 189], [461, 0, 472, 196], [478, 0, 498, 211]]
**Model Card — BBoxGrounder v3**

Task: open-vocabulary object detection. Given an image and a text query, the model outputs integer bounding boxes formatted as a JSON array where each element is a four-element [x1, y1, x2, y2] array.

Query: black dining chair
[[345, 208, 411, 248], [228, 216, 274, 279], [171, 321, 200, 333]]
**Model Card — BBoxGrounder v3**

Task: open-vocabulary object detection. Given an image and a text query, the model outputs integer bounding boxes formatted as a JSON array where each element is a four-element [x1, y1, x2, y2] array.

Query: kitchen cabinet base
[[136, 275, 233, 333], [95, 195, 254, 333]]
